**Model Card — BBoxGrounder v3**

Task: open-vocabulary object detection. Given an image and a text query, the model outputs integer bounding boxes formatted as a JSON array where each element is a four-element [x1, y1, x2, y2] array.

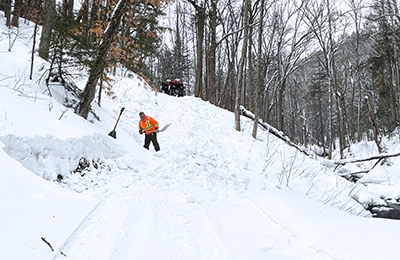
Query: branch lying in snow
[[41, 237, 54, 251], [334, 151, 400, 165], [334, 152, 400, 182], [338, 159, 383, 182], [41, 237, 67, 256], [59, 108, 69, 120], [240, 106, 313, 157]]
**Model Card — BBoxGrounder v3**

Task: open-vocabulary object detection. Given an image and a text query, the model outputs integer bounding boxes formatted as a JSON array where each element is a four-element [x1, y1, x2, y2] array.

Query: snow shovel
[[158, 122, 172, 133], [148, 123, 172, 134], [108, 107, 125, 139]]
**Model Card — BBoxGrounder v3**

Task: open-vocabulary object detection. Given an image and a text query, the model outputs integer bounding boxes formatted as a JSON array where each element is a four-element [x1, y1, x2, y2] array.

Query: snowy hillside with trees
[[2, 9, 400, 260]]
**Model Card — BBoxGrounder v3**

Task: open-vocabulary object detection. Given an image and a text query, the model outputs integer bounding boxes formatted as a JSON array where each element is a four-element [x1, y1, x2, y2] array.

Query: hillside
[[1, 13, 400, 260]]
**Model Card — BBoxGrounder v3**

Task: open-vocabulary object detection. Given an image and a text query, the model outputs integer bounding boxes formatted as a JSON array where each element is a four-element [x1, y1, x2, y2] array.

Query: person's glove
[[139, 129, 144, 134], [156, 128, 159, 133]]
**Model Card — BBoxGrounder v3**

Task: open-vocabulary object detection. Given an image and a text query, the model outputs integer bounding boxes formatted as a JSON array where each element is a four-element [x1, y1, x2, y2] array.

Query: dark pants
[[144, 133, 160, 151]]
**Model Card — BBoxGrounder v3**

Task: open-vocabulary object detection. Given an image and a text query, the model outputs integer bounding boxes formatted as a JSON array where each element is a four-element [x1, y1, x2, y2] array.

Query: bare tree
[[303, 0, 347, 158], [252, 0, 265, 139], [272, 0, 312, 131], [206, 0, 218, 104], [188, 0, 206, 99], [346, 0, 364, 141], [217, 0, 241, 110], [235, 0, 250, 131]]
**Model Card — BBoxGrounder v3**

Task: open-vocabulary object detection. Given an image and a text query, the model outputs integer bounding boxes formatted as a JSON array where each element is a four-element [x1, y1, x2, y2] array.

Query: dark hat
[[139, 112, 145, 116]]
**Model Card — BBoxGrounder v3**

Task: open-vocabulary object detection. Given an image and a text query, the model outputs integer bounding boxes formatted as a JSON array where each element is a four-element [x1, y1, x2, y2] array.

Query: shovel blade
[[108, 130, 116, 139]]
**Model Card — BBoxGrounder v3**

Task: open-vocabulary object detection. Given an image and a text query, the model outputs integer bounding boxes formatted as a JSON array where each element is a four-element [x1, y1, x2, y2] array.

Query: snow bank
[[1, 133, 123, 181]]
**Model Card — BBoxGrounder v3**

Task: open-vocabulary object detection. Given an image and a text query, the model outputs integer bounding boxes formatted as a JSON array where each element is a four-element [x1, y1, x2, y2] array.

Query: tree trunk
[[62, 0, 74, 17], [30, 23, 38, 80], [11, 0, 23, 27], [252, 0, 264, 139], [247, 22, 254, 112], [207, 0, 217, 104], [365, 96, 383, 153], [235, 0, 250, 131], [97, 71, 104, 106], [77, 0, 129, 119], [38, 0, 55, 60], [76, 0, 89, 23], [277, 78, 287, 130], [188, 0, 206, 99], [0, 0, 12, 26]]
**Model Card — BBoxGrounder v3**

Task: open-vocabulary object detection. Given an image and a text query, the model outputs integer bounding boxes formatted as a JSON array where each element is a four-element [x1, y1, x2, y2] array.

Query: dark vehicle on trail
[[160, 79, 185, 97]]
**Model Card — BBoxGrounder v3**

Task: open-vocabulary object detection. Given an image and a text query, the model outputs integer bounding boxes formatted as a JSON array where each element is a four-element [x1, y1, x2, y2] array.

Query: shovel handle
[[112, 107, 125, 130]]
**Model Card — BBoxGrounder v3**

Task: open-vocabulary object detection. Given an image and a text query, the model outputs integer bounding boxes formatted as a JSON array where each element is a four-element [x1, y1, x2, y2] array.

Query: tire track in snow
[[155, 195, 226, 259], [206, 197, 335, 260], [52, 188, 134, 260], [105, 174, 226, 259]]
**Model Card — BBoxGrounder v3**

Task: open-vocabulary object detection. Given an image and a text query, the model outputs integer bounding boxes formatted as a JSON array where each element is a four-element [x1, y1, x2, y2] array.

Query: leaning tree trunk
[[30, 24, 38, 80], [77, 0, 129, 119]]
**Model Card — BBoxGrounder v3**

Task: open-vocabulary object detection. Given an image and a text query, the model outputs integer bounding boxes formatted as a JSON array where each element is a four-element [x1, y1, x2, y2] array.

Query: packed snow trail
[[50, 92, 339, 259], [52, 185, 134, 260]]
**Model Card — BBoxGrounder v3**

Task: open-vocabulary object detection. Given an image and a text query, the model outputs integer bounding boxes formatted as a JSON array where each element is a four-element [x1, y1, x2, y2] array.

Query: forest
[[1, 0, 399, 159]]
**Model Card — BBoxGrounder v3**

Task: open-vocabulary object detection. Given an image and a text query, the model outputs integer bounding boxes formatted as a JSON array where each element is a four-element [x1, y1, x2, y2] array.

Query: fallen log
[[334, 151, 400, 165], [240, 106, 312, 157], [334, 152, 400, 182]]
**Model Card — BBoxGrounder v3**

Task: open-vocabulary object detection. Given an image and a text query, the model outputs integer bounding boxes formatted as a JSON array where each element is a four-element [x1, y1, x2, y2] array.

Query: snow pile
[[1, 133, 123, 180], [340, 137, 400, 211]]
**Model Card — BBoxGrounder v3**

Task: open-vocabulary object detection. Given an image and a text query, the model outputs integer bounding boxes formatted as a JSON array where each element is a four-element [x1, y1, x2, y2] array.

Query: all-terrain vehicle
[[160, 79, 185, 97]]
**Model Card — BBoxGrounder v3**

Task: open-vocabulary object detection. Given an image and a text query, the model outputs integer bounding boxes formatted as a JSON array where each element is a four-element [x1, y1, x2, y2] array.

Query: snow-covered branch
[[240, 106, 313, 157], [334, 151, 400, 165]]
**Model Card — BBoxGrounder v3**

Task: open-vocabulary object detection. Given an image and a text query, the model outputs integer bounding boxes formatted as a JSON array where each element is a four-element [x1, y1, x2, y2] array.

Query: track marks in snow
[[110, 201, 168, 260], [206, 197, 334, 260], [155, 196, 226, 259], [52, 188, 134, 260], [52, 93, 336, 259]]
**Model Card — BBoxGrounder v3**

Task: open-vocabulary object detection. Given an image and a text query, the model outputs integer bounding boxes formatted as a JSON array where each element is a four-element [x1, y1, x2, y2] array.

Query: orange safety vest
[[139, 116, 159, 135]]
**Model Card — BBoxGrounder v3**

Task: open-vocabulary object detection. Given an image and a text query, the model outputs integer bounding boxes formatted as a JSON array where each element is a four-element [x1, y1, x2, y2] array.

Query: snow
[[1, 13, 400, 260]]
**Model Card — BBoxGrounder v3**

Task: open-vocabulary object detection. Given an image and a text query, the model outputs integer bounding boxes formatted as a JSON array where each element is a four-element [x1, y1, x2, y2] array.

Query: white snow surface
[[1, 13, 400, 260]]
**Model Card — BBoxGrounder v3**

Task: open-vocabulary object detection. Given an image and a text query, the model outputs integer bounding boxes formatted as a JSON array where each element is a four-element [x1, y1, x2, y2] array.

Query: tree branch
[[41, 237, 54, 251], [334, 151, 400, 165]]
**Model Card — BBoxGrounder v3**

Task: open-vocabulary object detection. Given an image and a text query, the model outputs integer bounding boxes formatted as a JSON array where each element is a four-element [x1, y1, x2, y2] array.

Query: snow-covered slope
[[1, 13, 400, 260]]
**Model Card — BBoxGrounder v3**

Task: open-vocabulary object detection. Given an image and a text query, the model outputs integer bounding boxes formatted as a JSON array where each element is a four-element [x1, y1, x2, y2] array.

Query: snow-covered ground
[[1, 13, 400, 260]]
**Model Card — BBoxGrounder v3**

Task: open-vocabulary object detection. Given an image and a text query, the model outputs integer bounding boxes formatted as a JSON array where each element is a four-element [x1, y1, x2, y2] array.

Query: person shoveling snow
[[139, 112, 160, 151]]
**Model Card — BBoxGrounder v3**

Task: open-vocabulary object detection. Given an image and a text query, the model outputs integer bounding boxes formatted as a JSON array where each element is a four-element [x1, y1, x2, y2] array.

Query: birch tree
[[235, 0, 250, 131]]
